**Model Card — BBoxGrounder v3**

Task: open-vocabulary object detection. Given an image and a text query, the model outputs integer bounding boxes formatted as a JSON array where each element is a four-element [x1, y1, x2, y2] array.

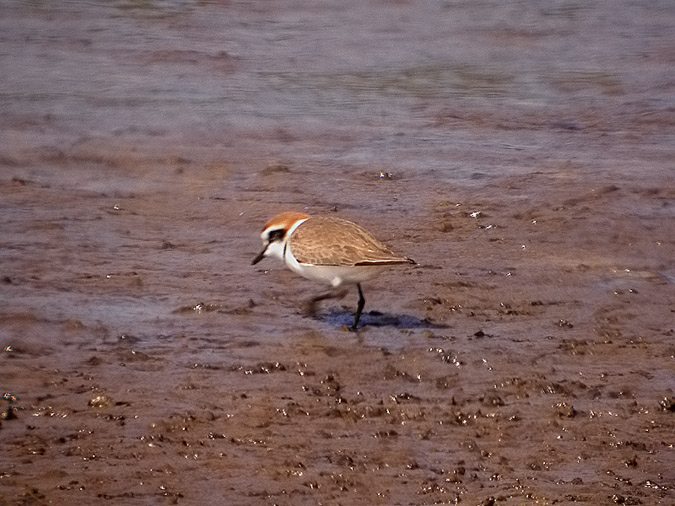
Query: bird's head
[[252, 211, 310, 265]]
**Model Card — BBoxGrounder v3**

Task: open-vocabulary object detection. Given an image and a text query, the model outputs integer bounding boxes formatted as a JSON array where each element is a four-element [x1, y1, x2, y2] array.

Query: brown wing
[[289, 216, 414, 266]]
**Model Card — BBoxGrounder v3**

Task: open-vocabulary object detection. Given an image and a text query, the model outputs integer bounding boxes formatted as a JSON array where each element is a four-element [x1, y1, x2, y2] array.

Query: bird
[[252, 211, 416, 330]]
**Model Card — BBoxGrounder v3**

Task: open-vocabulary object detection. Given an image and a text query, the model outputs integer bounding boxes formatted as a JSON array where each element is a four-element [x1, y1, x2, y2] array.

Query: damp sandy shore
[[1, 1, 674, 505]]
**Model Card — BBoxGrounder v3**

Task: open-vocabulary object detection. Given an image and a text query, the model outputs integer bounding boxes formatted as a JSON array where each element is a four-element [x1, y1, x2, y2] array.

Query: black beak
[[251, 245, 268, 265]]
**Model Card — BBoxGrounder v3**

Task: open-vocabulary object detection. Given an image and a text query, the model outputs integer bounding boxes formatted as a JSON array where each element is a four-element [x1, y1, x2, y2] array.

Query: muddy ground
[[1, 1, 674, 505]]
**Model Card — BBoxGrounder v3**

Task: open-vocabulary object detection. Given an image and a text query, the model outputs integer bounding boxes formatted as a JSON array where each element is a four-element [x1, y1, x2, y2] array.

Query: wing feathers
[[289, 216, 413, 266]]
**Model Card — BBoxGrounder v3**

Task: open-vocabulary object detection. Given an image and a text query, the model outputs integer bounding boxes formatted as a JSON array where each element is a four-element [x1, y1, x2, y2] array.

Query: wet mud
[[1, 1, 674, 505]]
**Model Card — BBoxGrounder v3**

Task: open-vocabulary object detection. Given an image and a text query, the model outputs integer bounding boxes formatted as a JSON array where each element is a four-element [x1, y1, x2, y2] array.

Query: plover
[[252, 211, 415, 330]]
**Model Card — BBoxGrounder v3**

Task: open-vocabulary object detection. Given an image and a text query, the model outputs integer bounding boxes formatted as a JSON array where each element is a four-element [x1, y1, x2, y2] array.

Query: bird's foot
[[302, 289, 348, 317]]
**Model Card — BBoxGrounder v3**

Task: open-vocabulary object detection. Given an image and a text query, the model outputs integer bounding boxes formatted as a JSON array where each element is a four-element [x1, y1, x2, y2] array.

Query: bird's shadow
[[317, 308, 448, 330]]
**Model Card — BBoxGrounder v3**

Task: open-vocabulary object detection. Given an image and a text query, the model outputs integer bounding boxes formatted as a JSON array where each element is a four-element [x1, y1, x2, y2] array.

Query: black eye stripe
[[268, 229, 285, 241]]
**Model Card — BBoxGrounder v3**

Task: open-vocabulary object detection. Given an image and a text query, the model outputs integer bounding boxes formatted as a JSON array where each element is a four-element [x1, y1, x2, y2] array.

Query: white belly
[[298, 263, 385, 287], [284, 252, 385, 287]]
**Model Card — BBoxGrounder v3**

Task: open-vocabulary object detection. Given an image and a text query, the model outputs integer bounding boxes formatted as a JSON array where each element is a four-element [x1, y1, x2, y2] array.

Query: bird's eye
[[268, 229, 285, 242]]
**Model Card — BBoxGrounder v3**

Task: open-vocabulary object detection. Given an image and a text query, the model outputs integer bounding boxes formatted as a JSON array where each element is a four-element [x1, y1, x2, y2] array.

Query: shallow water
[[1, 1, 674, 504]]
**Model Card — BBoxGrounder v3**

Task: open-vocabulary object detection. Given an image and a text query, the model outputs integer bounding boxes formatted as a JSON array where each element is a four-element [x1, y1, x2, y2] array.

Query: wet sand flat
[[1, 1, 674, 505]]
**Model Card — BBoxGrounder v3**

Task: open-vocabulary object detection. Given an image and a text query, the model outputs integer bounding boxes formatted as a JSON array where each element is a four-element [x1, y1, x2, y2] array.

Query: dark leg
[[351, 283, 366, 331], [303, 289, 348, 317]]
